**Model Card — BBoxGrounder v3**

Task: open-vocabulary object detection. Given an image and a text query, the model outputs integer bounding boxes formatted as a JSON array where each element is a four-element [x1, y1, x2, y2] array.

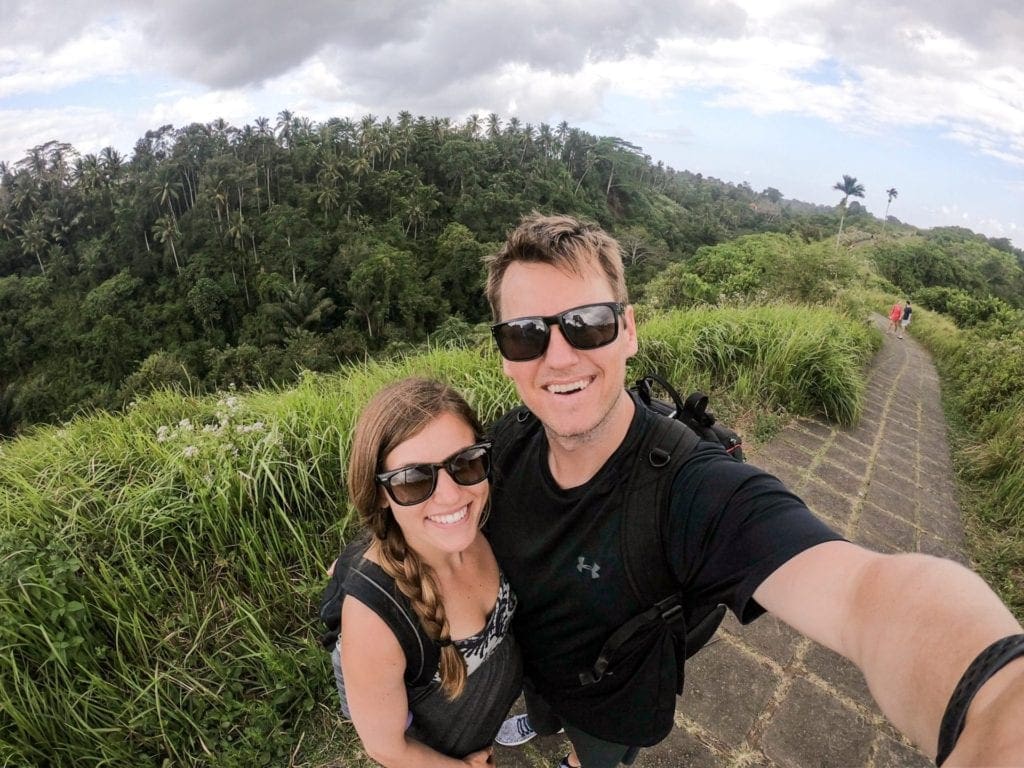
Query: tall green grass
[[910, 308, 1024, 617], [0, 307, 876, 766], [634, 305, 878, 426]]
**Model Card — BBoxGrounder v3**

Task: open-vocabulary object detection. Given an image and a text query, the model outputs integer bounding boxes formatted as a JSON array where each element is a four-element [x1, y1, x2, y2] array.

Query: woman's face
[[379, 411, 489, 559]]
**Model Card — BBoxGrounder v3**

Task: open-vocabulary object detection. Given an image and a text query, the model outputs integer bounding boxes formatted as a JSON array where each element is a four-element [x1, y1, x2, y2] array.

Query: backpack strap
[[318, 529, 372, 649], [488, 405, 536, 458], [581, 407, 727, 690], [342, 558, 441, 690], [621, 410, 699, 603]]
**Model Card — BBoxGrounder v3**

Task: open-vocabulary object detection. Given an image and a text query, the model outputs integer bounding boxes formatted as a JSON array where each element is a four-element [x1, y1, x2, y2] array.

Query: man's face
[[497, 259, 637, 443]]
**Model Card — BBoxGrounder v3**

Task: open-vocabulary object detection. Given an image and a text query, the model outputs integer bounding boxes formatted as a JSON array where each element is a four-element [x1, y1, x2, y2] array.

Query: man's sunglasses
[[491, 302, 625, 362], [376, 442, 492, 506]]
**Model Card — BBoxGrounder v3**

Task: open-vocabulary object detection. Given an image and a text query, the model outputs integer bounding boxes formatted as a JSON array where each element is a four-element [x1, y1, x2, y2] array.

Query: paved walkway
[[496, 316, 968, 767]]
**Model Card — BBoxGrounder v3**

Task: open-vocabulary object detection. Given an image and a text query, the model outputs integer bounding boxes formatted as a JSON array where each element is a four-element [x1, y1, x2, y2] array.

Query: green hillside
[[3, 112, 1024, 767], [3, 114, 1021, 436]]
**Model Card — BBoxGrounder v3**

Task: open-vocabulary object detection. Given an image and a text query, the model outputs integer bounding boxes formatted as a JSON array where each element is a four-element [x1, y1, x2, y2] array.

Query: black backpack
[[318, 530, 441, 690], [491, 373, 743, 693], [634, 373, 744, 463]]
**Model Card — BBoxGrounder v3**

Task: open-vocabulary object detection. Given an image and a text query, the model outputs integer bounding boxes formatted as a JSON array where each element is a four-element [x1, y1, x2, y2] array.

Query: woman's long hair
[[347, 377, 485, 699]]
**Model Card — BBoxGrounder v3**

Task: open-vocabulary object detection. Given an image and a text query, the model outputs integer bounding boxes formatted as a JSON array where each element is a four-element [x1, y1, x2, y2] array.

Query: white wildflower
[[156, 426, 170, 443], [182, 445, 199, 458], [178, 418, 193, 431]]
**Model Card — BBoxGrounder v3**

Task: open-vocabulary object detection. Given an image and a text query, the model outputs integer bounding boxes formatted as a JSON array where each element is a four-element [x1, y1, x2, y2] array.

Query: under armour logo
[[577, 557, 600, 579]]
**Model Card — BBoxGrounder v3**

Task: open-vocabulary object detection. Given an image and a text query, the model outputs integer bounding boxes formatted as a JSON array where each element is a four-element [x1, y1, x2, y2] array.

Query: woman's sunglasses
[[376, 442, 492, 506], [490, 302, 625, 362]]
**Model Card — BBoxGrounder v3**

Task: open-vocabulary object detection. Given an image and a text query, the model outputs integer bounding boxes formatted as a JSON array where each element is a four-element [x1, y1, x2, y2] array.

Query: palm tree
[[832, 174, 865, 250], [882, 187, 899, 231], [276, 110, 294, 147], [486, 113, 502, 139], [152, 214, 182, 274], [262, 282, 336, 341], [17, 216, 48, 274], [100, 146, 124, 182], [463, 113, 482, 139]]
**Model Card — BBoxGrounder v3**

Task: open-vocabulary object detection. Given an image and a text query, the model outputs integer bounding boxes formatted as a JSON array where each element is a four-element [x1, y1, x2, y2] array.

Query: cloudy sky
[[2, 0, 1022, 245]]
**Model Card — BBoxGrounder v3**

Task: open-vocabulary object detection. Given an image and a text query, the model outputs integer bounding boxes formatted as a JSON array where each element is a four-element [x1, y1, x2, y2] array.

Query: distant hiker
[[898, 300, 913, 339], [327, 378, 521, 767], [888, 301, 903, 334], [483, 212, 1023, 768]]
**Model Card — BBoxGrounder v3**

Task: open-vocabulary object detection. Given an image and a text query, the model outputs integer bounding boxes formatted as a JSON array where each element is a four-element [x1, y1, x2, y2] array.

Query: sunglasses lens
[[561, 304, 619, 349], [386, 466, 436, 505], [448, 445, 490, 485], [494, 318, 549, 361], [493, 304, 621, 361]]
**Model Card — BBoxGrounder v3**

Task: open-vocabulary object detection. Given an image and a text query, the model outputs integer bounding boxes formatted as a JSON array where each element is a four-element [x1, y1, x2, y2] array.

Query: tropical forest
[[1, 112, 1023, 766]]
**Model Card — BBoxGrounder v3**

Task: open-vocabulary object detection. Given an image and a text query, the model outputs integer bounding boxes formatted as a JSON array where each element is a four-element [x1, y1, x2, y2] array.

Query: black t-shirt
[[486, 396, 842, 744]]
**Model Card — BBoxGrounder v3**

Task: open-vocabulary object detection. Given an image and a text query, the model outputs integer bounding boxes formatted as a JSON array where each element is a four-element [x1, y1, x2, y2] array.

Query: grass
[[909, 306, 1024, 619], [0, 305, 878, 766]]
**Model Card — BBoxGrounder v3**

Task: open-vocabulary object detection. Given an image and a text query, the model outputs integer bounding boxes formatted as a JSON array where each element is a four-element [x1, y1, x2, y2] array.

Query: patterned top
[[445, 571, 517, 679]]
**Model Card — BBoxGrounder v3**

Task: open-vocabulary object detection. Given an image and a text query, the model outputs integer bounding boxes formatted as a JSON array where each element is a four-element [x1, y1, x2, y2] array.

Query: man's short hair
[[484, 212, 628, 320]]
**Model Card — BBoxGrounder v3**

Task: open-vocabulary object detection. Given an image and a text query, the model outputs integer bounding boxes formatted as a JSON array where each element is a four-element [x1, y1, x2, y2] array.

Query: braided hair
[[346, 377, 486, 699]]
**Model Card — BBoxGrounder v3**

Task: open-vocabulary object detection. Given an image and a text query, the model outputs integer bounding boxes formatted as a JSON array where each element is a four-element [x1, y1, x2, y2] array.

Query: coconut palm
[[833, 174, 865, 250], [17, 216, 48, 274], [152, 214, 182, 274], [882, 187, 899, 231]]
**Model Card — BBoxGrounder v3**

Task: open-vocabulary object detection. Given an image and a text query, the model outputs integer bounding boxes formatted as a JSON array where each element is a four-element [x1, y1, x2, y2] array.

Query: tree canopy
[[1, 114, 1019, 435]]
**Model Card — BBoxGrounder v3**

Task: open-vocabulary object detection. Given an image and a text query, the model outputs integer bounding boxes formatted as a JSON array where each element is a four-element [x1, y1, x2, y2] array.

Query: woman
[[888, 300, 902, 334], [335, 378, 522, 767]]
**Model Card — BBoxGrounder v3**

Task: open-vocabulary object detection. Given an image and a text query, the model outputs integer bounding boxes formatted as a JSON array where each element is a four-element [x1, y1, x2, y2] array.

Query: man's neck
[[545, 391, 636, 489]]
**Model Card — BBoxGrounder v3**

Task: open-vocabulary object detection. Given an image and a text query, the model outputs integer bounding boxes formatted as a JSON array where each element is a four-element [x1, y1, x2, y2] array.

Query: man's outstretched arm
[[753, 541, 1024, 765]]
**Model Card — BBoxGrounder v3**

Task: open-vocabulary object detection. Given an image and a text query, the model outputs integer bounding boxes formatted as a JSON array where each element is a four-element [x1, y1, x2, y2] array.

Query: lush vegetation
[[0, 114, 819, 435], [905, 304, 1024, 618], [5, 114, 1019, 437], [3, 112, 1024, 767], [0, 307, 876, 767]]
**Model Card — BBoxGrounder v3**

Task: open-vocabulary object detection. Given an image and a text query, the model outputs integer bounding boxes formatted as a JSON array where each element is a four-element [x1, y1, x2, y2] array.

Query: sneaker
[[495, 713, 537, 746]]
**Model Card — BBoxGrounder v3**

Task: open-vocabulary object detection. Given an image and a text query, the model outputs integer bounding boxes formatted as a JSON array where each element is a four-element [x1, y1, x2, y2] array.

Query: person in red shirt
[[888, 301, 903, 334]]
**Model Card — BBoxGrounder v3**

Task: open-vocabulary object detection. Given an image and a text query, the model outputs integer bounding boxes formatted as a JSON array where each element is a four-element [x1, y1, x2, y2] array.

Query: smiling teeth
[[429, 507, 468, 525], [547, 379, 589, 394]]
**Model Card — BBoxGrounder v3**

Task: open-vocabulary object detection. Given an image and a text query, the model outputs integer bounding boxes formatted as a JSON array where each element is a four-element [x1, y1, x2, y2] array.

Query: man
[[899, 299, 913, 339], [483, 213, 1023, 768]]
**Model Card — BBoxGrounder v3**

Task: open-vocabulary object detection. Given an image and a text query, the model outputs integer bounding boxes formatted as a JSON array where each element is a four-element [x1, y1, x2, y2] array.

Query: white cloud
[[0, 22, 140, 98], [0, 107, 126, 162], [146, 90, 258, 130]]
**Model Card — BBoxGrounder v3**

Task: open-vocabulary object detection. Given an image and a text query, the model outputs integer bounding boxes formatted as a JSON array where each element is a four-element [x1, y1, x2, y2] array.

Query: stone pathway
[[495, 316, 968, 768]]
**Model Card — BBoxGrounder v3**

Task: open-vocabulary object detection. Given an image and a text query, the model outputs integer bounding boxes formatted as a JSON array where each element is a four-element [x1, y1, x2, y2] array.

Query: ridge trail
[[498, 315, 963, 767]]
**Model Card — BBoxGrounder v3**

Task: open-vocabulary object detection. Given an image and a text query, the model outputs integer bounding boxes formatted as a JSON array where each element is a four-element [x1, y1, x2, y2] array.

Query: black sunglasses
[[491, 302, 625, 362], [376, 441, 492, 506]]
